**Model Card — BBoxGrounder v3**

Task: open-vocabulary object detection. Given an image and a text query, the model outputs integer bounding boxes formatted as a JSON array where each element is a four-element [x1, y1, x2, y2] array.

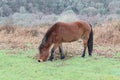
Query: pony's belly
[[62, 34, 80, 42]]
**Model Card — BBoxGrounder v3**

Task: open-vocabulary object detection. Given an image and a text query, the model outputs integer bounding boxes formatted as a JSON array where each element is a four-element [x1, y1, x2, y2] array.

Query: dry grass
[[0, 25, 48, 49], [0, 20, 120, 58], [94, 20, 120, 46]]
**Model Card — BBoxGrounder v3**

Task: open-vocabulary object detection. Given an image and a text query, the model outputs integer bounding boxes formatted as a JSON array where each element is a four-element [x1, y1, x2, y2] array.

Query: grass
[[0, 49, 120, 80]]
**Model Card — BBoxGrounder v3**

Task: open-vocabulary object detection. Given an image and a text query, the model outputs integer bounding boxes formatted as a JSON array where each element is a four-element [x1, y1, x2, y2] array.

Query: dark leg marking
[[81, 47, 86, 57], [48, 48, 54, 61], [59, 44, 65, 59]]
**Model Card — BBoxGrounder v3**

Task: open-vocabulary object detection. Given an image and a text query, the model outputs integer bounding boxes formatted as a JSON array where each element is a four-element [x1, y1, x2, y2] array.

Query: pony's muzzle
[[38, 59, 43, 62]]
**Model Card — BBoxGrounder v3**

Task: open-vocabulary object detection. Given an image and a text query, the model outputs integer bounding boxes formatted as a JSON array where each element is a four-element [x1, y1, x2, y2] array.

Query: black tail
[[87, 24, 93, 56]]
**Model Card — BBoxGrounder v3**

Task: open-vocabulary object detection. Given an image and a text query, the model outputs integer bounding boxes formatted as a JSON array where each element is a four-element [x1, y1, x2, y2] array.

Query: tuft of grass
[[0, 49, 120, 80]]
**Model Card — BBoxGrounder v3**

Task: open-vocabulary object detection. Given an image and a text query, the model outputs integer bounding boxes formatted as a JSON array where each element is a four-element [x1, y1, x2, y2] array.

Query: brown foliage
[[94, 20, 120, 45], [0, 26, 48, 49], [0, 21, 120, 58], [0, 20, 119, 49]]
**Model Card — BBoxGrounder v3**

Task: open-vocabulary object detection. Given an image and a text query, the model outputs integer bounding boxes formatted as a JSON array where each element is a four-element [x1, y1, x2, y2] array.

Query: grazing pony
[[38, 21, 93, 62]]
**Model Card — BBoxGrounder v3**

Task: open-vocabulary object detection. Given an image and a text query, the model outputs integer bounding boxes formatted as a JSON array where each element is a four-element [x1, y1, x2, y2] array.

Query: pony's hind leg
[[81, 42, 87, 57], [81, 37, 89, 57], [87, 27, 93, 56], [48, 43, 59, 61], [59, 44, 65, 59]]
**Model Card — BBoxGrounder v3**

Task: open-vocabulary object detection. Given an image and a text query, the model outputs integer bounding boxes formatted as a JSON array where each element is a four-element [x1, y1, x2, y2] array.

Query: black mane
[[39, 27, 52, 49]]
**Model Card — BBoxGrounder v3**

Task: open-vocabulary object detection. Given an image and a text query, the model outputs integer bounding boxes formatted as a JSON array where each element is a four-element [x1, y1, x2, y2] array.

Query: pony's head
[[38, 27, 53, 62], [38, 44, 49, 62]]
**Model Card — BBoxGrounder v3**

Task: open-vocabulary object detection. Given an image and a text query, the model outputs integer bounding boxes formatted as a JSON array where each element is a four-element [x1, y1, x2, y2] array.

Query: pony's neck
[[41, 29, 53, 49], [45, 41, 52, 49], [39, 40, 52, 52], [41, 36, 52, 50]]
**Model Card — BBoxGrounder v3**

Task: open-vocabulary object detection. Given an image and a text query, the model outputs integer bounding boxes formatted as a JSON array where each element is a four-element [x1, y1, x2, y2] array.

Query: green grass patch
[[0, 49, 120, 80]]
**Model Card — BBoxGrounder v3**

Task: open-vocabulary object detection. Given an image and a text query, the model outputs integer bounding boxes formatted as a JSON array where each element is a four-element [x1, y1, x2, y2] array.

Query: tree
[[2, 4, 12, 16], [80, 7, 98, 16], [19, 6, 27, 13], [108, 1, 120, 14], [0, 7, 3, 16]]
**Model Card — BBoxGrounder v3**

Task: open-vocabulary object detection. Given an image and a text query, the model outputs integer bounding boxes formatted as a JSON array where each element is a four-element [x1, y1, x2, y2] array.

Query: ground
[[0, 24, 120, 80], [0, 49, 120, 80]]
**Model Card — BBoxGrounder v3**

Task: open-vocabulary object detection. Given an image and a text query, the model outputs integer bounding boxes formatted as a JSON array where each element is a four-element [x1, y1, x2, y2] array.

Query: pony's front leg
[[48, 48, 55, 61], [59, 44, 65, 59], [48, 43, 59, 61]]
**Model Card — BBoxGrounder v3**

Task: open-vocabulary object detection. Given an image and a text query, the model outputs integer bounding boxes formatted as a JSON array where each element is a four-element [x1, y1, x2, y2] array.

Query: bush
[[57, 10, 79, 22], [40, 14, 58, 25], [19, 6, 27, 13], [106, 14, 120, 21], [1, 4, 12, 17], [12, 13, 41, 27], [108, 1, 120, 13], [98, 8, 107, 15], [0, 17, 5, 26], [95, 3, 104, 9], [80, 7, 98, 16]]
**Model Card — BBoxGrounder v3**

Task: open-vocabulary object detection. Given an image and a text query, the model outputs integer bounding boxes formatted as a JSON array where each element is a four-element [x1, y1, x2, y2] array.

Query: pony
[[38, 21, 93, 62]]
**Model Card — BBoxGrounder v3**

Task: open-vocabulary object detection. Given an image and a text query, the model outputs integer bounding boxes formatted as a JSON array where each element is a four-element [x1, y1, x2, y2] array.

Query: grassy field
[[0, 17, 120, 80], [0, 19, 119, 80], [0, 49, 120, 80]]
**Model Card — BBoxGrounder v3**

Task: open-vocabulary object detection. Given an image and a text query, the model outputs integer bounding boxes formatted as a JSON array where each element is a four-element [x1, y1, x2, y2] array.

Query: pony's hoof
[[48, 59, 53, 61], [48, 56, 54, 61], [60, 56, 65, 59], [48, 58, 53, 61], [89, 54, 92, 57], [81, 55, 85, 58]]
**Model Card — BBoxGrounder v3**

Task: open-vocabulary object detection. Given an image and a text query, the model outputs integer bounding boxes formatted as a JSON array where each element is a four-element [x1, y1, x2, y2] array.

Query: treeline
[[0, 0, 120, 26]]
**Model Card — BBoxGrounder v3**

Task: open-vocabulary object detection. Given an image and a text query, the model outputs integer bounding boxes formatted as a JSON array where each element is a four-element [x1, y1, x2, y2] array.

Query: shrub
[[12, 13, 41, 27], [80, 7, 98, 16], [94, 20, 120, 45], [1, 4, 12, 17], [106, 14, 120, 21], [98, 8, 107, 15], [95, 3, 104, 9], [57, 10, 79, 22], [108, 1, 120, 13], [19, 6, 27, 13], [40, 14, 58, 25]]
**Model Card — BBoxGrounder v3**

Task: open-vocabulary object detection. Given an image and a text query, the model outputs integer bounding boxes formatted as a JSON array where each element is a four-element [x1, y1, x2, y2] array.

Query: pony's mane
[[41, 29, 50, 46], [41, 23, 58, 46], [40, 24, 56, 46]]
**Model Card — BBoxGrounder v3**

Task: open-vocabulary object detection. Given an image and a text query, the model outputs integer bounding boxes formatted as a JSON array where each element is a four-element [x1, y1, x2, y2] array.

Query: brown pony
[[38, 21, 93, 62]]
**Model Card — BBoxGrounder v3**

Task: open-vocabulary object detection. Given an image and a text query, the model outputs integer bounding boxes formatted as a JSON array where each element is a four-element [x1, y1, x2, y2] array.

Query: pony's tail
[[87, 24, 93, 56]]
